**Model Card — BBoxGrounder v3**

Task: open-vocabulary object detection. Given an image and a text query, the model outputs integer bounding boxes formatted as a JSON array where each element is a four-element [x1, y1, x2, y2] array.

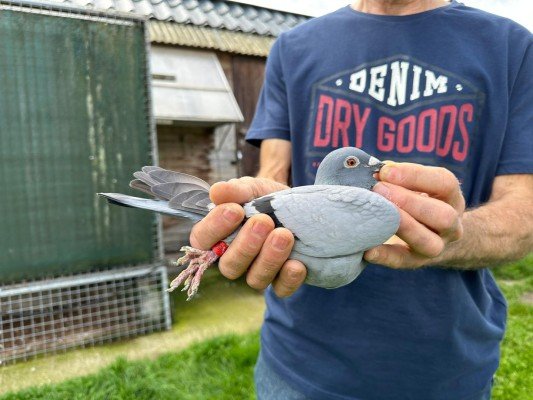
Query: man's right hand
[[190, 177, 307, 297]]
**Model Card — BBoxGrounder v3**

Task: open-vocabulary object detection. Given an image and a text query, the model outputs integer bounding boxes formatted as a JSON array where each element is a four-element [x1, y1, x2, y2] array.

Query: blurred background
[[239, 0, 533, 30], [0, 1, 530, 399]]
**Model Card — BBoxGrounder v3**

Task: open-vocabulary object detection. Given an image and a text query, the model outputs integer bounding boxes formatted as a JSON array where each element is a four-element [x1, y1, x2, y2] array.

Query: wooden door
[[232, 56, 266, 177]]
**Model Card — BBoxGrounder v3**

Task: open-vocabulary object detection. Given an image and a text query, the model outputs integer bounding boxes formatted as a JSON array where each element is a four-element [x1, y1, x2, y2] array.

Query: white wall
[[230, 0, 531, 30], [461, 0, 532, 31]]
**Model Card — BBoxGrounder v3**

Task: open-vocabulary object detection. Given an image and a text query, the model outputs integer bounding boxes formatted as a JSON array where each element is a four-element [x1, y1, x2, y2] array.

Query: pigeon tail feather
[[98, 193, 204, 222]]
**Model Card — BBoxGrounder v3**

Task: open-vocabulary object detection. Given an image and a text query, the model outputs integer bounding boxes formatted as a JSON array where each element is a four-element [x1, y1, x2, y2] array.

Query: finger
[[272, 259, 307, 298], [218, 214, 275, 280], [246, 228, 295, 290], [374, 182, 461, 237], [379, 162, 465, 211], [395, 208, 445, 258], [364, 244, 428, 269], [190, 203, 244, 249], [210, 177, 288, 205]]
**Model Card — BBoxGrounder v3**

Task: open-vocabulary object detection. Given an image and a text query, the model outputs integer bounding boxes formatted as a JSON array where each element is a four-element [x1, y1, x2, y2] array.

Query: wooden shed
[[50, 0, 309, 251]]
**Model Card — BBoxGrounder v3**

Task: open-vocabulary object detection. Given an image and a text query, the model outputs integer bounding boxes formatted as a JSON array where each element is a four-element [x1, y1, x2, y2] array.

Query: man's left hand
[[364, 162, 465, 269]]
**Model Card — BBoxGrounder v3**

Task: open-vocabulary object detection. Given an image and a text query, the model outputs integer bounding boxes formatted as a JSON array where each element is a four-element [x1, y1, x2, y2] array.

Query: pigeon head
[[314, 147, 384, 189]]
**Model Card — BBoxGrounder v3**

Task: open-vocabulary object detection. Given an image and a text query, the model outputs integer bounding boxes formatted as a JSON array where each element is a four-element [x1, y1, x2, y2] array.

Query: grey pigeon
[[99, 147, 400, 299]]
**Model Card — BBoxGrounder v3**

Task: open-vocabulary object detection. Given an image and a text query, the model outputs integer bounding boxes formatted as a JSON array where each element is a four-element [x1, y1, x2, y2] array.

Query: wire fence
[[0, 1, 169, 364], [0, 266, 171, 365]]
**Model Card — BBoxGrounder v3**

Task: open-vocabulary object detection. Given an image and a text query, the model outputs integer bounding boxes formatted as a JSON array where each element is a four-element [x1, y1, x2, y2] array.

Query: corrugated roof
[[49, 0, 309, 37], [149, 21, 274, 56]]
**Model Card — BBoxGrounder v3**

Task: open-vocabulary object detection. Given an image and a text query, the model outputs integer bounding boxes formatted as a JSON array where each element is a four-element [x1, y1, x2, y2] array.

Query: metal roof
[[48, 0, 309, 37]]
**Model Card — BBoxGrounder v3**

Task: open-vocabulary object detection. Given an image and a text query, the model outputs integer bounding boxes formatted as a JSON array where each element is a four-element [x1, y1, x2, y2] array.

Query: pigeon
[[99, 147, 400, 300]]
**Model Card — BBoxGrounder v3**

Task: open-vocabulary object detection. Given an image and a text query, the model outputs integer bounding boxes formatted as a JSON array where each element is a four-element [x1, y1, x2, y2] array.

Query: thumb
[[210, 177, 288, 205]]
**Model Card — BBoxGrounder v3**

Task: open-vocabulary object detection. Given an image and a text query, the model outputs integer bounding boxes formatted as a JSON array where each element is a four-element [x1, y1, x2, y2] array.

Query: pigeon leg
[[167, 241, 229, 300]]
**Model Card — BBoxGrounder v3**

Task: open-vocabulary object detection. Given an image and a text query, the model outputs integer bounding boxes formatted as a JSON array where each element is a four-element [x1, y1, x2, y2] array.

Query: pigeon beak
[[372, 162, 385, 173], [367, 156, 384, 172]]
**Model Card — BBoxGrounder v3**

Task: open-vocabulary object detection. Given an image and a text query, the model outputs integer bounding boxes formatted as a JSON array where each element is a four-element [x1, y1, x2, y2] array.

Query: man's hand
[[365, 162, 465, 269], [190, 177, 307, 297]]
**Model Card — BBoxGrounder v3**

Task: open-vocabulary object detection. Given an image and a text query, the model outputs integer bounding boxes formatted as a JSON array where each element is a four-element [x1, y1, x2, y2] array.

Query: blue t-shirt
[[246, 2, 532, 400]]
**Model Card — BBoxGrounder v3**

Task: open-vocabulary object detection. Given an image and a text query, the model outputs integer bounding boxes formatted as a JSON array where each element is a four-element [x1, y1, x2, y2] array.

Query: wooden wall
[[157, 124, 237, 184], [157, 125, 214, 181], [218, 52, 266, 177], [155, 50, 266, 253], [157, 123, 239, 252], [231, 55, 266, 177]]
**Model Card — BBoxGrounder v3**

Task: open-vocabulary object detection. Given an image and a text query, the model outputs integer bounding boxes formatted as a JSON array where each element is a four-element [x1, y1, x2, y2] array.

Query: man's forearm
[[257, 139, 291, 185], [433, 197, 532, 269]]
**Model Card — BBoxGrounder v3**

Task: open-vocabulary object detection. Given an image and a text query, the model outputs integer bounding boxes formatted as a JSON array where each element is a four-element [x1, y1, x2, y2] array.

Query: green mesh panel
[[0, 9, 156, 283]]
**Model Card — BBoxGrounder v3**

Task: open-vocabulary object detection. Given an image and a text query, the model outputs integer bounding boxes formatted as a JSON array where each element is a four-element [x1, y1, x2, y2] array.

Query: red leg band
[[211, 241, 229, 257]]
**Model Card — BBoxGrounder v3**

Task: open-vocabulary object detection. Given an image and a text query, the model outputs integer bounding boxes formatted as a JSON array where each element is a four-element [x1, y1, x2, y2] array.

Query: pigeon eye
[[344, 156, 360, 168]]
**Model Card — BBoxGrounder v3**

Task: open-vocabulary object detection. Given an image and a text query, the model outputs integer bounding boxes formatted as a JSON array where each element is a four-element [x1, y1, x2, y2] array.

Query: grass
[[0, 269, 265, 395], [0, 333, 260, 400], [1, 256, 531, 400], [490, 253, 533, 400], [491, 253, 533, 281]]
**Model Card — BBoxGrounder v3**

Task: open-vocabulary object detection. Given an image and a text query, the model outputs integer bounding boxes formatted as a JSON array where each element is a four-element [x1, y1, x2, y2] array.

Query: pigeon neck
[[314, 175, 334, 185], [314, 174, 378, 190]]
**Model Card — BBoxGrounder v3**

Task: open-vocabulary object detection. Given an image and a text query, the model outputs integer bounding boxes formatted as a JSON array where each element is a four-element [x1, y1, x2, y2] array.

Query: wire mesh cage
[[0, 0, 160, 282], [0, 1, 170, 364], [0, 266, 171, 365]]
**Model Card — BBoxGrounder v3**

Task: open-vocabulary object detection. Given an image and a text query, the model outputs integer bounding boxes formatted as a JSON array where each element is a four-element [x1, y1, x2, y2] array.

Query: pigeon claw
[[167, 247, 219, 300]]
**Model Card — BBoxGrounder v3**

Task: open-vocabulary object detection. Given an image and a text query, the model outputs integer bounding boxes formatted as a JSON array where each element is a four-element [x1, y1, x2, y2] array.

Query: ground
[[0, 256, 531, 399], [0, 268, 265, 395]]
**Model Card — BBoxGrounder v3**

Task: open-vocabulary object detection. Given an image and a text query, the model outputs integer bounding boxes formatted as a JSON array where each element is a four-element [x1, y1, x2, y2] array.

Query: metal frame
[[0, 0, 146, 22], [142, 13, 165, 264], [0, 265, 171, 365], [0, 0, 171, 365], [0, 266, 165, 297], [1, 0, 163, 274]]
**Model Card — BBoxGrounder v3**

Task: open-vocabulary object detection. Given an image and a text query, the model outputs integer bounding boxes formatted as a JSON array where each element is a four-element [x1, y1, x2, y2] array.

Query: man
[[191, 0, 533, 399]]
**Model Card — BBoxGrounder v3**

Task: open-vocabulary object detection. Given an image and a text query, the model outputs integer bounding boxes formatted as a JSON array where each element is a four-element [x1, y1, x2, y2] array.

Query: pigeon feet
[[167, 246, 219, 300]]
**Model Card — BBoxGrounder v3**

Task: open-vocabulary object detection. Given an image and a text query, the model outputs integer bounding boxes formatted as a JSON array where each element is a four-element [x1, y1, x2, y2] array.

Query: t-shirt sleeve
[[246, 36, 290, 147], [496, 40, 533, 175]]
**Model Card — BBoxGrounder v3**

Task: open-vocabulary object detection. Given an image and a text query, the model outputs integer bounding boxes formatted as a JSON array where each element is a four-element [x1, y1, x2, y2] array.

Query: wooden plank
[[232, 56, 266, 177]]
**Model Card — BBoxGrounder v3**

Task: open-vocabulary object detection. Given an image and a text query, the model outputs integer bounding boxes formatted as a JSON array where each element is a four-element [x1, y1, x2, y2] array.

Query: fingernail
[[373, 182, 390, 199], [223, 206, 240, 223], [272, 234, 290, 250], [252, 221, 269, 236]]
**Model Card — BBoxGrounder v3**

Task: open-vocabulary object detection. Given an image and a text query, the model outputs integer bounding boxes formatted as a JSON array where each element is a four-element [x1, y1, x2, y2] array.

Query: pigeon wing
[[244, 185, 400, 258], [129, 179, 154, 197], [151, 182, 206, 200], [168, 189, 210, 215], [148, 169, 210, 190], [128, 167, 213, 215]]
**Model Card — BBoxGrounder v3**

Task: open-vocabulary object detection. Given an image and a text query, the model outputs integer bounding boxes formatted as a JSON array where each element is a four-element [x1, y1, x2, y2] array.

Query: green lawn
[[0, 333, 260, 400], [1, 256, 531, 400], [490, 254, 533, 400]]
